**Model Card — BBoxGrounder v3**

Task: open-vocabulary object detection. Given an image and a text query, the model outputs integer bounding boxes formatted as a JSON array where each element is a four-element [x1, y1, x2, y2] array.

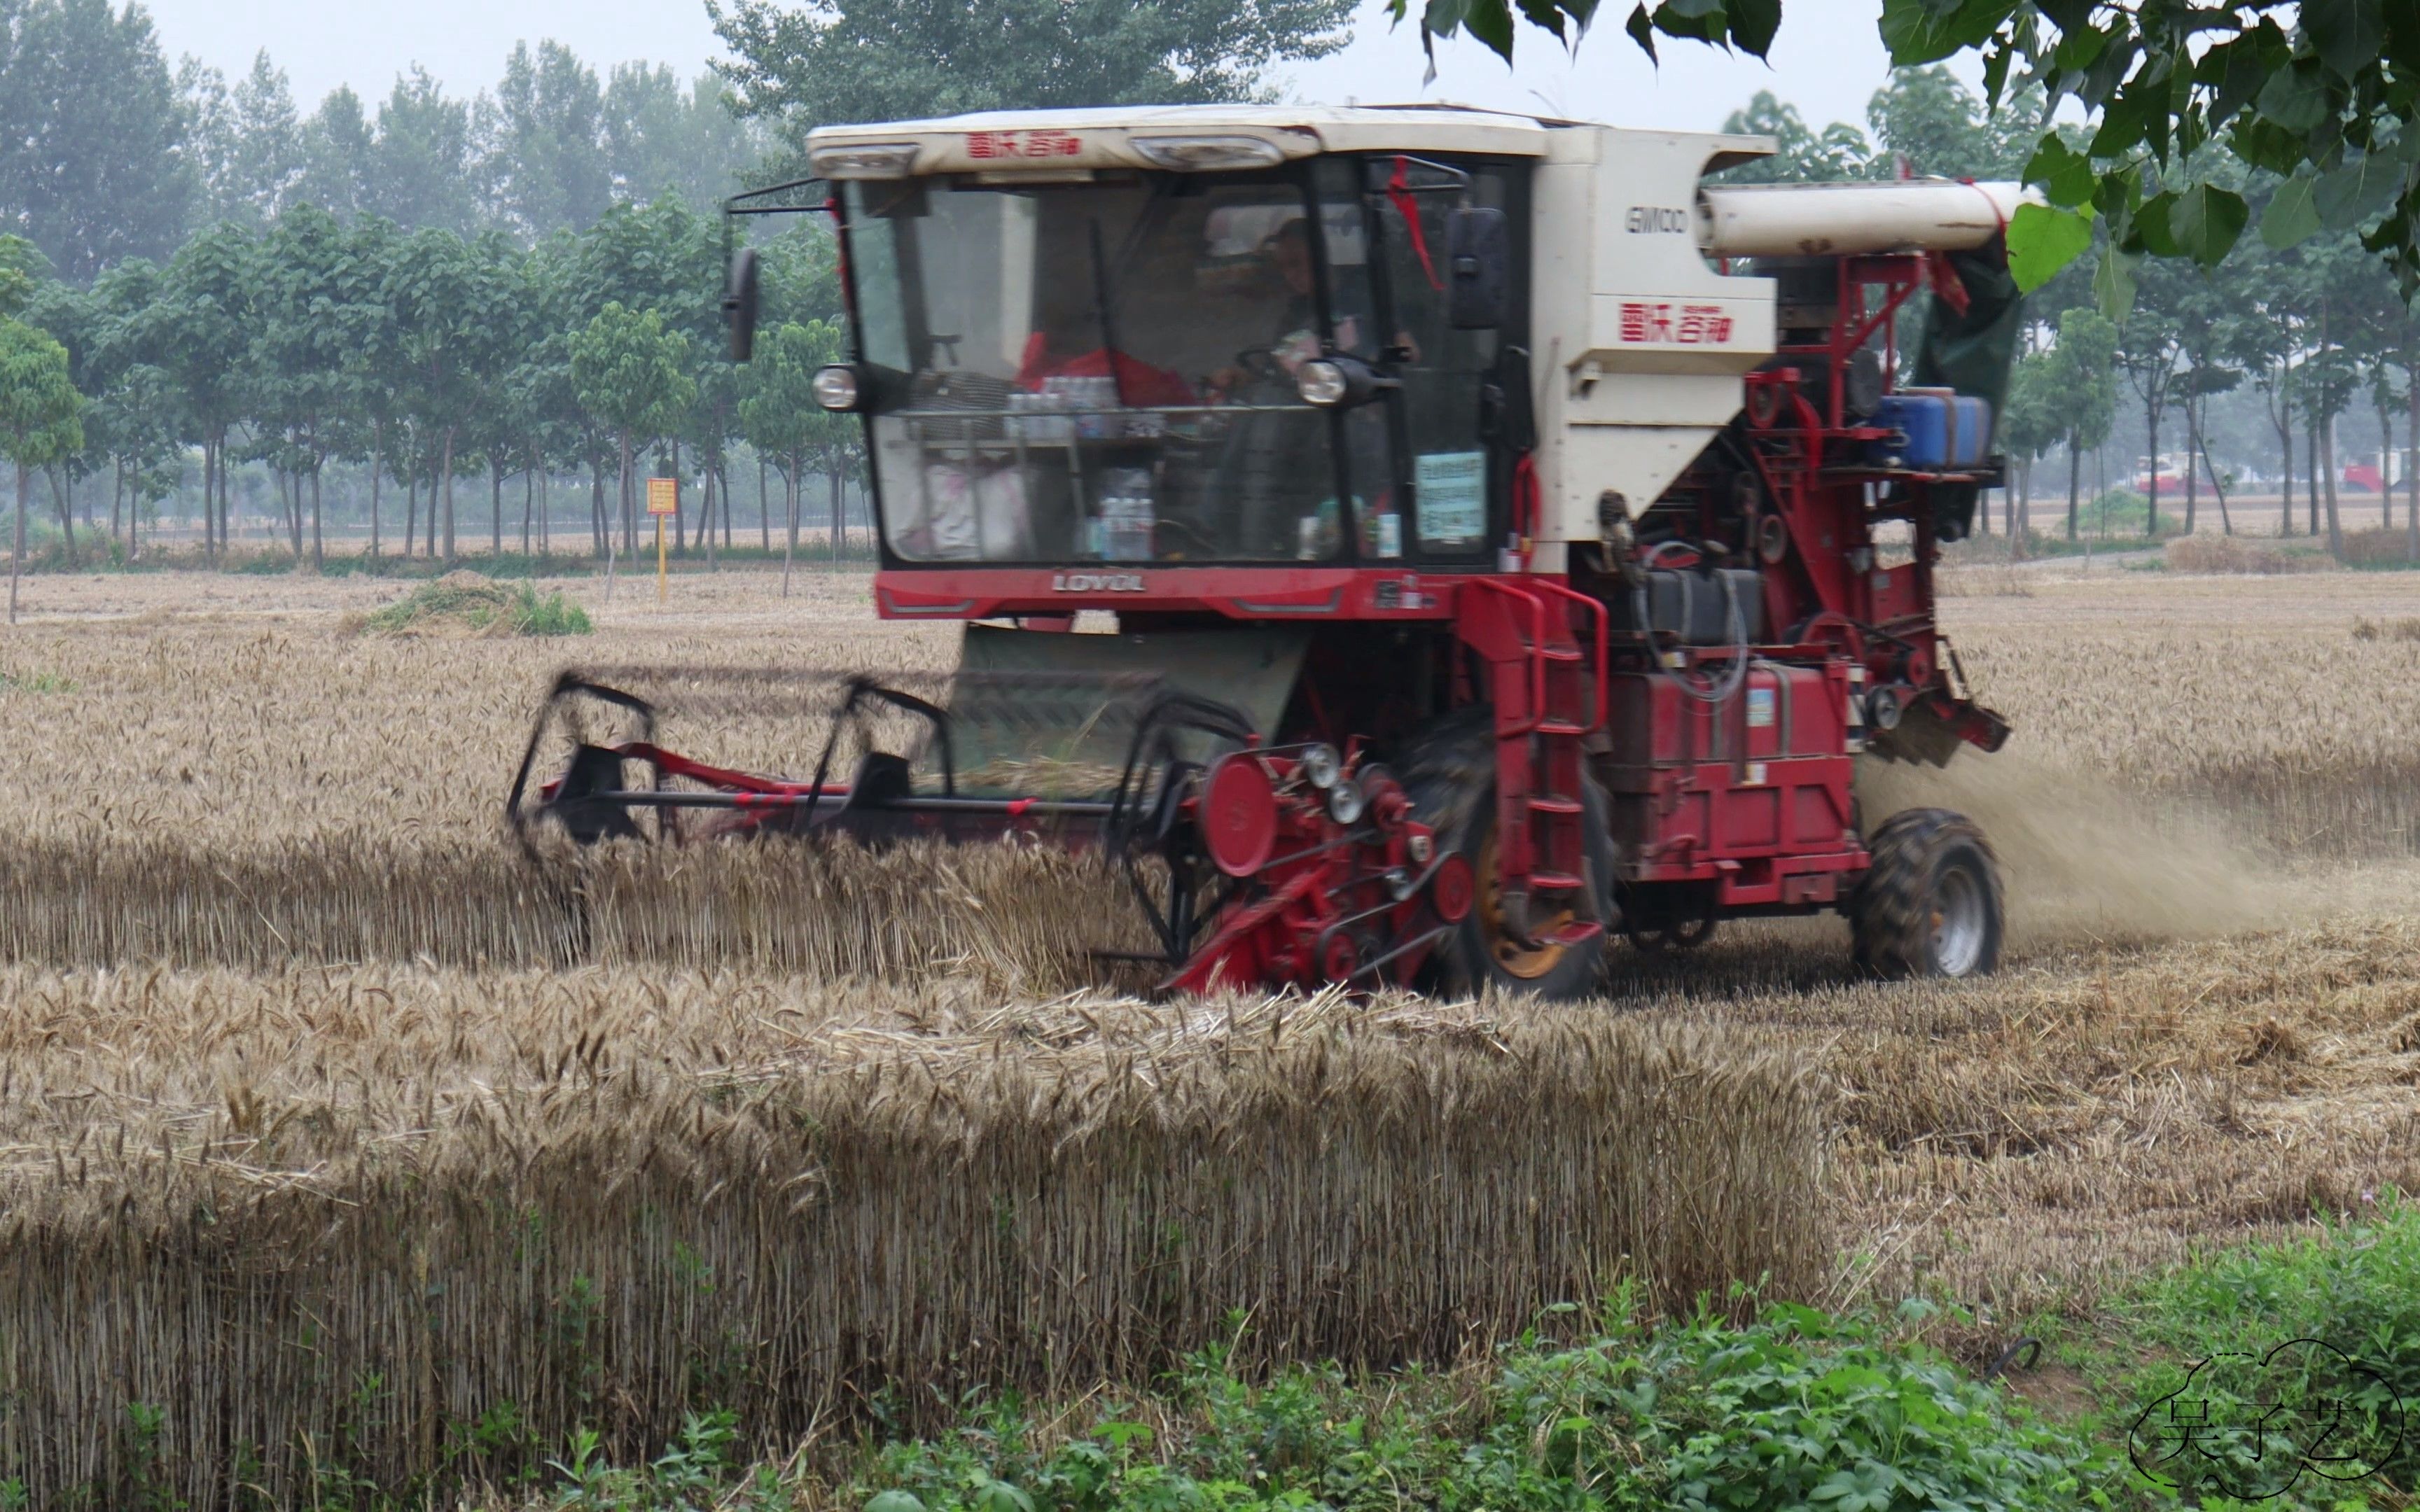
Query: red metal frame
[[853, 250, 2008, 967], [495, 232, 2017, 996], [875, 566, 1467, 623]]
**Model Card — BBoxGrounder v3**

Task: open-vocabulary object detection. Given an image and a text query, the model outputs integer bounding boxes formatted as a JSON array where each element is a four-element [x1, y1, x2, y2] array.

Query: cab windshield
[[846, 174, 1397, 566]]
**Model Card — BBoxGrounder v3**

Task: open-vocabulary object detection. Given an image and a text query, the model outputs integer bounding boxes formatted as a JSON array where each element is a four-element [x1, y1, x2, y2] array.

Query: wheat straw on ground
[[0, 969, 1826, 1508]]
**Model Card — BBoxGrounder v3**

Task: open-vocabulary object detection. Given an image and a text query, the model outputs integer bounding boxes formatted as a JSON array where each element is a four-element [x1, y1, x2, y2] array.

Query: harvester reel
[[505, 665, 1469, 995]]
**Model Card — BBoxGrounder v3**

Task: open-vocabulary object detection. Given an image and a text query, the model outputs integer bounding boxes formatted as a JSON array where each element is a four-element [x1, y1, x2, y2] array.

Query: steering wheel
[[1231, 346, 1288, 388], [1152, 516, 1218, 556]]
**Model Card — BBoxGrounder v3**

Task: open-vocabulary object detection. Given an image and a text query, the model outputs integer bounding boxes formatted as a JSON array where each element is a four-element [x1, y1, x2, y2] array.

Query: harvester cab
[[513, 104, 2028, 998]]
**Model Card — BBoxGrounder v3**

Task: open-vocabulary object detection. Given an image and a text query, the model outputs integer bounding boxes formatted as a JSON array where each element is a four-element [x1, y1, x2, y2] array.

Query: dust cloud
[[1857, 752, 2277, 948]]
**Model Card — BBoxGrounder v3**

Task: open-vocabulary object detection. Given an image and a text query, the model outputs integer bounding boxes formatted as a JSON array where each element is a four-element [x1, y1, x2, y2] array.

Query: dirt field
[[4, 557, 2417, 1497]]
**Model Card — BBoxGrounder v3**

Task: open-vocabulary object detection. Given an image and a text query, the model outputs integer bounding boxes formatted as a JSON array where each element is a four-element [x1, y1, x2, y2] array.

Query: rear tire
[[1850, 806, 2003, 979], [1399, 708, 1613, 1000]]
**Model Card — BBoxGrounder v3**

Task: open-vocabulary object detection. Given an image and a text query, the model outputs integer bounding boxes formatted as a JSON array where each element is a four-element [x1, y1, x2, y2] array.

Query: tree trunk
[[590, 454, 606, 559], [620, 431, 637, 559], [491, 455, 503, 558], [368, 421, 382, 561], [783, 452, 798, 598], [2185, 398, 2230, 536], [703, 457, 718, 572], [522, 451, 535, 557], [2407, 363, 2419, 563], [2308, 416, 2321, 536], [2200, 435, 2232, 537], [613, 428, 635, 601], [2066, 444, 2080, 540], [49, 465, 76, 568], [2276, 402, 2293, 536], [2377, 394, 2395, 533], [2323, 415, 2344, 558], [828, 461, 842, 563], [201, 437, 215, 561], [2144, 396, 2162, 537], [438, 426, 456, 564], [111, 454, 123, 554], [2182, 395, 2198, 535], [2011, 459, 2027, 558], [11, 458, 25, 623], [758, 454, 770, 551], [310, 455, 323, 569]]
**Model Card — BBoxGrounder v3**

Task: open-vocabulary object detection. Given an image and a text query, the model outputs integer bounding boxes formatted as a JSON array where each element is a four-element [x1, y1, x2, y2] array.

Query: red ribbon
[[1512, 450, 1541, 568], [1387, 156, 1444, 293], [826, 194, 855, 326]]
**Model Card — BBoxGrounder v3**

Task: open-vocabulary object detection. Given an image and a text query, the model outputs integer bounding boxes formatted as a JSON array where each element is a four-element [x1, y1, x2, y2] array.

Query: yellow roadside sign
[[647, 478, 678, 601]]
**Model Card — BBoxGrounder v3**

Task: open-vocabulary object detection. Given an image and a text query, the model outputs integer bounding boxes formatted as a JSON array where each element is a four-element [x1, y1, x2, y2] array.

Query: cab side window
[[1374, 161, 1524, 562]]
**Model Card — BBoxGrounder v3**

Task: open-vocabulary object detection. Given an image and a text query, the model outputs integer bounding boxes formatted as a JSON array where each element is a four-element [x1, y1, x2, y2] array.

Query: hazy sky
[[141, 0, 1964, 135]]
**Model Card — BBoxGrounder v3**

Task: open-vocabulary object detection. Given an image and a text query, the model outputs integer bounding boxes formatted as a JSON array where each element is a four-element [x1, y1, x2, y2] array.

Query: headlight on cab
[[812, 365, 864, 412], [1295, 359, 1349, 407]]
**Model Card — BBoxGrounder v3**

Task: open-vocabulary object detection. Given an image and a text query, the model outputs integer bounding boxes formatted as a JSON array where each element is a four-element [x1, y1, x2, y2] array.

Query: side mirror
[[1446, 208, 1508, 330], [723, 248, 761, 363]]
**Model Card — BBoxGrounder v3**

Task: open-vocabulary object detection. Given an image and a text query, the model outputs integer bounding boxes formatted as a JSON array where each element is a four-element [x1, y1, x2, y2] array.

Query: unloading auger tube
[[506, 665, 1476, 995]]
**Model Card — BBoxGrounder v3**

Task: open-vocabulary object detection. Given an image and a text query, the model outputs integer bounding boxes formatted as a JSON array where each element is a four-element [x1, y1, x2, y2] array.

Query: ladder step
[[1527, 796, 1583, 815], [1529, 871, 1586, 891], [1541, 920, 1605, 947], [1536, 720, 1585, 736], [1537, 647, 1584, 662]]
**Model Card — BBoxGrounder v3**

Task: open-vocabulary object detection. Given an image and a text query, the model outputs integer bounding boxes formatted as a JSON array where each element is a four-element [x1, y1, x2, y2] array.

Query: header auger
[[513, 104, 2026, 998]]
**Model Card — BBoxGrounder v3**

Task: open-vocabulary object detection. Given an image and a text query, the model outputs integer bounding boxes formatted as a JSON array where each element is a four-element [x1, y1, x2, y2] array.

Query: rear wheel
[[1400, 709, 1613, 1000], [1850, 806, 2003, 979]]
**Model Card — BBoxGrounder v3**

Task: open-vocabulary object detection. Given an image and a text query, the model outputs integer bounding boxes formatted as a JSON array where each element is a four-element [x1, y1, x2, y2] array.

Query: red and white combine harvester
[[510, 105, 2029, 999]]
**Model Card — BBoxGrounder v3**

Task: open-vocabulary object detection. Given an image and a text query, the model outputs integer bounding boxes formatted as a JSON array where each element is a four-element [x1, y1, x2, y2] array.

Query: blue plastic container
[[1870, 392, 1992, 468]]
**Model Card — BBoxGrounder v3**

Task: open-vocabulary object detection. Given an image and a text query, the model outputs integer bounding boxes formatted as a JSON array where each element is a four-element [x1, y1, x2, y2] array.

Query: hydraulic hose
[[1635, 542, 1750, 706]]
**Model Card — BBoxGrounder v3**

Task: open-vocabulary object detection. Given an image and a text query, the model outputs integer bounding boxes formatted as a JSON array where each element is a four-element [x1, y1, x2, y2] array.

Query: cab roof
[[806, 103, 1564, 163]]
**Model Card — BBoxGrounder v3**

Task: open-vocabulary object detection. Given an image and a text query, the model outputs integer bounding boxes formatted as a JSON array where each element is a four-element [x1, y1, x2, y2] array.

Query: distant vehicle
[[2344, 461, 2386, 493], [2131, 457, 2190, 493]]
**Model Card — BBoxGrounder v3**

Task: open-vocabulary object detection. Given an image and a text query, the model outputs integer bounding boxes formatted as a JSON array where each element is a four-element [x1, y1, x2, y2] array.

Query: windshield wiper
[[1086, 218, 1127, 410]]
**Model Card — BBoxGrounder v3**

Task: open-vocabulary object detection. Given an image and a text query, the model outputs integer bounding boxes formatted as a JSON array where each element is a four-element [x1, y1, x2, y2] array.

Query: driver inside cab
[[1208, 218, 1323, 398], [1208, 216, 1415, 400]]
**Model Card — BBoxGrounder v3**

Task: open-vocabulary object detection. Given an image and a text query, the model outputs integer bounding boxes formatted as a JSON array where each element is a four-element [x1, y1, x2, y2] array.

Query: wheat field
[[1, 559, 2416, 1504]]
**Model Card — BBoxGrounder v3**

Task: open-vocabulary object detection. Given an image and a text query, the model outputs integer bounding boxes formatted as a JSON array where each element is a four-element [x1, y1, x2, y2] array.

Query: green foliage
[[714, 0, 1357, 152], [0, 0, 195, 281], [120, 1401, 181, 1512], [2073, 1193, 2420, 1507], [0, 316, 84, 468], [546, 1411, 751, 1511], [1715, 92, 1879, 183], [738, 318, 844, 465], [2008, 205, 2094, 293], [2076, 488, 2188, 540], [848, 1306, 2096, 1512], [1391, 0, 1778, 68], [2002, 307, 2120, 494], [1411, 0, 2420, 292], [359, 575, 592, 636], [571, 302, 695, 441]]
